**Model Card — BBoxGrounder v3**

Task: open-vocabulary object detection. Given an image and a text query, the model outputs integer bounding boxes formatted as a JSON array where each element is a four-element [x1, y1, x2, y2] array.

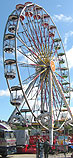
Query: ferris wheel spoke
[[25, 80, 37, 98], [35, 19, 45, 54], [53, 84, 62, 111], [24, 18, 40, 51], [39, 13, 50, 55], [26, 16, 46, 58], [22, 71, 39, 84], [52, 80, 61, 108], [51, 46, 60, 61], [52, 70, 73, 120], [17, 33, 46, 65], [17, 47, 38, 65], [41, 80, 49, 110], [28, 80, 40, 99], [52, 89, 59, 111], [18, 62, 46, 69], [22, 66, 47, 86], [20, 79, 37, 111], [43, 27, 47, 54], [26, 16, 42, 47], [52, 41, 61, 61], [55, 71, 70, 95], [50, 40, 54, 58], [27, 85, 41, 114], [29, 84, 40, 102], [47, 35, 54, 59], [20, 20, 41, 55], [55, 71, 68, 81], [31, 18, 40, 47], [33, 68, 47, 81], [18, 27, 38, 55], [31, 71, 49, 113], [17, 33, 38, 60]]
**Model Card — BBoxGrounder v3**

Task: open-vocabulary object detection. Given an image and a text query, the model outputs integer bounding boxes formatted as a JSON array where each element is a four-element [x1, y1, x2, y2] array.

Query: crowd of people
[[36, 135, 73, 158]]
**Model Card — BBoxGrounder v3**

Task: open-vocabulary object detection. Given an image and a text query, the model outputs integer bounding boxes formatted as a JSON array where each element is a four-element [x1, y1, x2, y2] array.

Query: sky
[[0, 0, 73, 121]]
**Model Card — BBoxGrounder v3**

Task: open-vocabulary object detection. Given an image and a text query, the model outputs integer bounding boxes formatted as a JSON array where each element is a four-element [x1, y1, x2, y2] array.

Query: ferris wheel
[[3, 2, 73, 145]]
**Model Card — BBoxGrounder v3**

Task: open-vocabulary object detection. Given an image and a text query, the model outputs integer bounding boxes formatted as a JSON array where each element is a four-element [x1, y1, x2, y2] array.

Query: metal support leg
[[49, 71, 54, 145]]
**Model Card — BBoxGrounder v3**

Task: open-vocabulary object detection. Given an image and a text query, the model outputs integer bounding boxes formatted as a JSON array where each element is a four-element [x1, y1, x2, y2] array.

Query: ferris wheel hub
[[50, 60, 55, 72]]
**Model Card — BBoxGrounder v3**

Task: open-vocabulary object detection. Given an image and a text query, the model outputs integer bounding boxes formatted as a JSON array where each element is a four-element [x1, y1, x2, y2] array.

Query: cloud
[[0, 57, 3, 66], [64, 45, 73, 101], [66, 46, 73, 69], [63, 31, 73, 69], [0, 89, 10, 96], [64, 31, 73, 48], [17, 47, 35, 65], [53, 14, 73, 22], [57, 4, 62, 8]]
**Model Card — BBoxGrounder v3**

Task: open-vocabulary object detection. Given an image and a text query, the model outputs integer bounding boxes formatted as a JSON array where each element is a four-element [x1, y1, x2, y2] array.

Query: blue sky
[[0, 0, 73, 121]]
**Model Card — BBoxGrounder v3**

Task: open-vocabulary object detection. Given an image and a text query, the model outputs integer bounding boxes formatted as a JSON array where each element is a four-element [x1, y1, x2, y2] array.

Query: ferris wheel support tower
[[49, 70, 54, 145]]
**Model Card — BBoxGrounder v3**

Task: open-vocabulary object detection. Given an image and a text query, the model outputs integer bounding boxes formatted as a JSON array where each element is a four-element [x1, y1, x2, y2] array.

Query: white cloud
[[64, 31, 73, 49], [0, 89, 10, 96], [71, 81, 73, 87], [0, 57, 3, 66], [63, 31, 73, 69], [53, 14, 73, 22], [65, 46, 73, 102], [66, 46, 73, 69], [70, 92, 73, 102], [57, 4, 62, 8]]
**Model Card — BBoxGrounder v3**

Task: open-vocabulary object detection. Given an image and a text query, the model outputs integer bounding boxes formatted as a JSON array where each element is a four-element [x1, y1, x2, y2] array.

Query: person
[[44, 140, 49, 158], [71, 152, 73, 158], [36, 138, 40, 158], [40, 138, 44, 158], [36, 136, 44, 158]]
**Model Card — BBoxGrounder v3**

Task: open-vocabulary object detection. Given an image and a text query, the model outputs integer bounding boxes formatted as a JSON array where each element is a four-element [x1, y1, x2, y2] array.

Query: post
[[64, 125, 66, 158], [49, 71, 54, 146], [40, 74, 44, 113]]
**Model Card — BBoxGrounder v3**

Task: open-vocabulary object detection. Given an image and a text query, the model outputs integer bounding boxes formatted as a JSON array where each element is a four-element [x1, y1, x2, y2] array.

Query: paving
[[0, 153, 72, 158]]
